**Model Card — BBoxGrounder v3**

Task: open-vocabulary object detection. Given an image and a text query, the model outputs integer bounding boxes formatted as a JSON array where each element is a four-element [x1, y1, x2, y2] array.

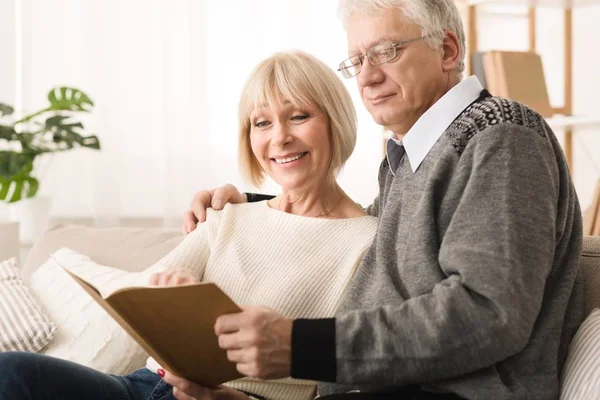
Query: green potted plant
[[0, 86, 100, 241]]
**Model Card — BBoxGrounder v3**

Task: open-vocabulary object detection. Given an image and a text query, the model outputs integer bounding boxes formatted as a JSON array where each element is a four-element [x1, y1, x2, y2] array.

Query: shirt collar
[[386, 75, 484, 174]]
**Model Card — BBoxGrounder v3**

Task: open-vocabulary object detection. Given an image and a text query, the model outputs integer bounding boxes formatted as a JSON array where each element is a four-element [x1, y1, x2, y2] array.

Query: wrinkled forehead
[[346, 8, 420, 54]]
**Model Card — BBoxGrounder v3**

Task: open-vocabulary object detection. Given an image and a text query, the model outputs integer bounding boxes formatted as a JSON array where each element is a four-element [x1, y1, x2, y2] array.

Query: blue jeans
[[0, 352, 174, 400]]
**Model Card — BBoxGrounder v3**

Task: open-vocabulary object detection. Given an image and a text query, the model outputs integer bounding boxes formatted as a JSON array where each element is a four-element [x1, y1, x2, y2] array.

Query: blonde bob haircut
[[238, 51, 357, 187]]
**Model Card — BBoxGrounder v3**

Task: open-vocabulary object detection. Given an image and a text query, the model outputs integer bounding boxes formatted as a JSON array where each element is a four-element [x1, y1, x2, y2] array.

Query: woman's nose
[[271, 123, 293, 147]]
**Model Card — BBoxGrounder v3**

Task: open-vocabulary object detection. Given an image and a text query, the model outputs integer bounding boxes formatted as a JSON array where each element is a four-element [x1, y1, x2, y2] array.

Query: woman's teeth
[[274, 153, 306, 164]]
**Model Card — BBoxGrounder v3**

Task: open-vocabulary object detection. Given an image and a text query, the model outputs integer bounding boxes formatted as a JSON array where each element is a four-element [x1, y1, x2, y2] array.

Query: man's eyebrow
[[349, 37, 396, 55]]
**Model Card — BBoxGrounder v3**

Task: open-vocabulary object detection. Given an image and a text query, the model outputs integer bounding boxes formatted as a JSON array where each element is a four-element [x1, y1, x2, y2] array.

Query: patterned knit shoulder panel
[[447, 95, 551, 154]]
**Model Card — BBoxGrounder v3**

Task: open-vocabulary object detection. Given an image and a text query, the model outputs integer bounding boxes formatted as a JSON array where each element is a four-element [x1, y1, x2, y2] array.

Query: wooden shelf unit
[[464, 0, 600, 8], [461, 0, 600, 170]]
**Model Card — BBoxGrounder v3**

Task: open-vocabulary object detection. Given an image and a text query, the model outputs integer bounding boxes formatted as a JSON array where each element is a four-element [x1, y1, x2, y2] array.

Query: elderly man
[[173, 0, 583, 399]]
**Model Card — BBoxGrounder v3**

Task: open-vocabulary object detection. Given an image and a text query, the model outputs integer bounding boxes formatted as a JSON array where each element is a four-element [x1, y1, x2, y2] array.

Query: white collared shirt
[[386, 75, 484, 175]]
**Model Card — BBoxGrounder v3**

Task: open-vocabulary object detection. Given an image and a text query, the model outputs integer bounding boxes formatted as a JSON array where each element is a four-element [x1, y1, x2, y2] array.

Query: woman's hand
[[182, 184, 247, 234], [148, 268, 199, 286], [159, 369, 250, 400], [215, 305, 293, 379]]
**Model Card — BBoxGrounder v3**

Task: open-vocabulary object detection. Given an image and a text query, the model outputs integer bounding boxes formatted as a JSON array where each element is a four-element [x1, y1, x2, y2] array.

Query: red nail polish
[[157, 369, 165, 377]]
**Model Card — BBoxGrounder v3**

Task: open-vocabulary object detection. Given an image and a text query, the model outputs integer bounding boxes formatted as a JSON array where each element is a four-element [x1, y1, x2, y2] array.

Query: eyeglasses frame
[[337, 35, 428, 78]]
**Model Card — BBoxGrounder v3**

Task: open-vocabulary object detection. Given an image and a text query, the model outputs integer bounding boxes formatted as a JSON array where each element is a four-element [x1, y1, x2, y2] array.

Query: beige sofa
[[581, 236, 600, 315], [22, 224, 600, 315], [22, 224, 184, 279], [19, 224, 600, 395]]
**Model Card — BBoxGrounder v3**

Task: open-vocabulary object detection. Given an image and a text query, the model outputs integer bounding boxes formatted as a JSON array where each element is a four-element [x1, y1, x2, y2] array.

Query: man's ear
[[441, 30, 461, 74]]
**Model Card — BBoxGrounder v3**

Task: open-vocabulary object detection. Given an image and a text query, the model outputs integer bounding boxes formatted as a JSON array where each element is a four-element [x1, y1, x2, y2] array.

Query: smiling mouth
[[272, 152, 308, 165]]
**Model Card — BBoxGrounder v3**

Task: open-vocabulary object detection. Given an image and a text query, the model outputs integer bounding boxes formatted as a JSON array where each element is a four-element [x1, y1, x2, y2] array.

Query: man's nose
[[356, 57, 385, 88]]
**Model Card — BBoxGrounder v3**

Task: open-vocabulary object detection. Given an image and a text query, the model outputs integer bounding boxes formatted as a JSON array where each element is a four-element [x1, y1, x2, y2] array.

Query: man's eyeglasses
[[337, 36, 427, 79]]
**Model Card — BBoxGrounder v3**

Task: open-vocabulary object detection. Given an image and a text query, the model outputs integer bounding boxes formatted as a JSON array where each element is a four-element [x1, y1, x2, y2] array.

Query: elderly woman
[[0, 51, 377, 400]]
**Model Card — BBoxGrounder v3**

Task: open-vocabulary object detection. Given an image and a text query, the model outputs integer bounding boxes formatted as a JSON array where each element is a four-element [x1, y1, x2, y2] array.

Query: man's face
[[347, 9, 449, 135]]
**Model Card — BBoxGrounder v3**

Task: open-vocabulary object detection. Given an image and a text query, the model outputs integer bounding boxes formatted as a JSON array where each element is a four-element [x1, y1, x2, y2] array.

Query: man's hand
[[181, 184, 247, 235], [148, 268, 199, 286], [215, 306, 293, 379], [159, 369, 250, 400]]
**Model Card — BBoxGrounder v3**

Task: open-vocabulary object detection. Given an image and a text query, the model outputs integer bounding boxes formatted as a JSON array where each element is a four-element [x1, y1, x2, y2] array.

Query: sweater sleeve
[[151, 209, 221, 280], [293, 124, 562, 385]]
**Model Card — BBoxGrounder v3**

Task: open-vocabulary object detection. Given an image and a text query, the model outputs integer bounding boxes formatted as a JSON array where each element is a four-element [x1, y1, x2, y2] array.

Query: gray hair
[[338, 0, 466, 82]]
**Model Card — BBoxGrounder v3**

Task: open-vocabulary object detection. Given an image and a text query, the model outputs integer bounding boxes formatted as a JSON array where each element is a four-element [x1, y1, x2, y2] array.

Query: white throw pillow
[[28, 248, 167, 375], [560, 308, 600, 399], [0, 258, 56, 352]]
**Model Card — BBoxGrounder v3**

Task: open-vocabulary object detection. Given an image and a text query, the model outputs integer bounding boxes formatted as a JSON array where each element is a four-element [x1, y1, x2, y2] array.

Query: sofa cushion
[[582, 236, 600, 316], [560, 308, 600, 399], [0, 257, 56, 352], [29, 248, 168, 375], [22, 224, 183, 280]]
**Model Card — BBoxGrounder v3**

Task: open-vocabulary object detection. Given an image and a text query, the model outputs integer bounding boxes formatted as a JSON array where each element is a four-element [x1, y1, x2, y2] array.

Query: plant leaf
[[0, 125, 16, 141], [0, 156, 38, 203], [42, 115, 100, 150], [48, 87, 94, 112], [80, 135, 100, 150], [17, 87, 95, 124], [0, 152, 35, 180], [45, 115, 84, 148], [1, 124, 39, 154], [0, 103, 14, 117], [26, 176, 39, 197], [4, 177, 39, 203], [8, 180, 23, 202], [0, 177, 9, 200]]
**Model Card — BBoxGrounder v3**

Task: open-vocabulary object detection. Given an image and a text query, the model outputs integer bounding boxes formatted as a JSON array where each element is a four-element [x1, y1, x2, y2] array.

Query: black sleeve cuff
[[291, 318, 336, 382], [244, 193, 276, 203]]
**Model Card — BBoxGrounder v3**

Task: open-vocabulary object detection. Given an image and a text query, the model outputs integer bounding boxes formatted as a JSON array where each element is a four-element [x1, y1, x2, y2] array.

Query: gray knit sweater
[[293, 95, 584, 400]]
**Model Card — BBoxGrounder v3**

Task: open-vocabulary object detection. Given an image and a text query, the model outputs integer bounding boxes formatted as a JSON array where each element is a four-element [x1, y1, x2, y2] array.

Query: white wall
[[0, 0, 16, 107], [2, 1, 600, 220], [0, 0, 16, 220], [9, 0, 381, 222], [571, 5, 600, 212]]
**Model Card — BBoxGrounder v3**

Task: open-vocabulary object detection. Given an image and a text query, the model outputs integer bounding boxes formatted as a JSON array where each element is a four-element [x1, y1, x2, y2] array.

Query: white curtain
[[11, 0, 600, 226], [13, 0, 382, 226]]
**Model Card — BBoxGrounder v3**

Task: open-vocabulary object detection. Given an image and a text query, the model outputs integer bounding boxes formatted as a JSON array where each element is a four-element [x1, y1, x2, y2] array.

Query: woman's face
[[249, 101, 332, 192]]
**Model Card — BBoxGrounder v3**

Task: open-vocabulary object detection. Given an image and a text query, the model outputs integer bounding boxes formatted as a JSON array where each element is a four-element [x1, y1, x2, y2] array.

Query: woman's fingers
[[148, 270, 175, 286], [148, 272, 160, 286], [181, 210, 198, 235], [161, 370, 217, 400], [170, 270, 196, 285], [172, 274, 188, 285], [148, 269, 198, 286], [187, 184, 246, 229], [211, 184, 246, 210]]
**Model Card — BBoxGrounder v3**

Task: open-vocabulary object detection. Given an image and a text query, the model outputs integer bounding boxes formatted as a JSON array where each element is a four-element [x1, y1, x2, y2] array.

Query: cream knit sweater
[[146, 201, 378, 400]]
